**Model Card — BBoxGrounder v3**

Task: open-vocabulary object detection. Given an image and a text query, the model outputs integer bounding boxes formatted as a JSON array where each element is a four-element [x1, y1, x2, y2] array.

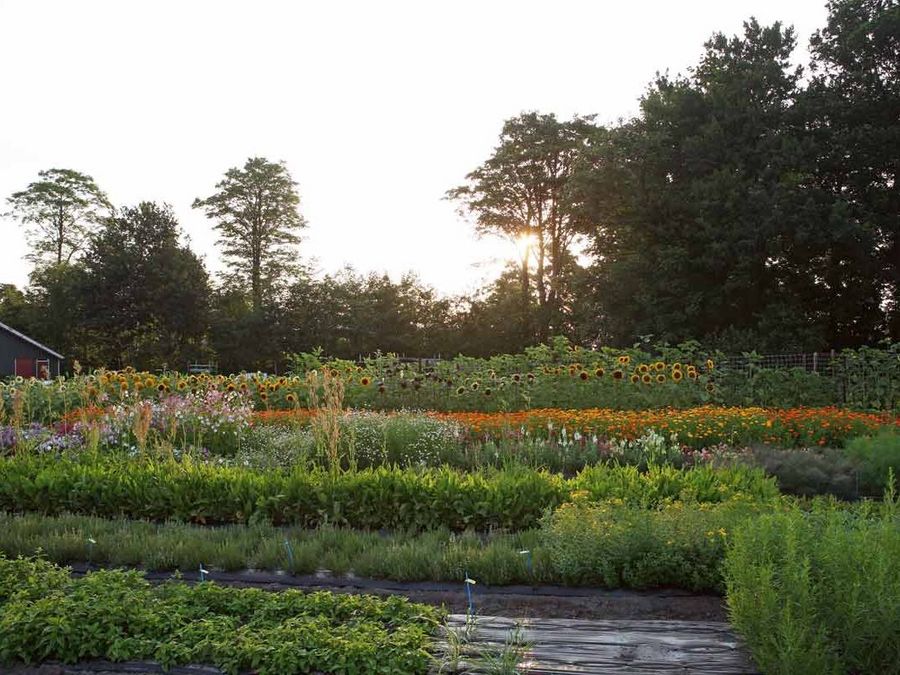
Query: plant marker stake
[[464, 571, 476, 616], [87, 537, 96, 568], [199, 564, 208, 583], [519, 549, 533, 576], [283, 539, 295, 574]]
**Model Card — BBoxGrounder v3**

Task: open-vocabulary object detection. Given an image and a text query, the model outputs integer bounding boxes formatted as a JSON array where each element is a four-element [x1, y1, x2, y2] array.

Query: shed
[[0, 320, 64, 378]]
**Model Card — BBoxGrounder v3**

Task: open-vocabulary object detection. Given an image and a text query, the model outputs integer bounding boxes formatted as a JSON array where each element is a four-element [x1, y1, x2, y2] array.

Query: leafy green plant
[[0, 555, 441, 674], [725, 491, 900, 675]]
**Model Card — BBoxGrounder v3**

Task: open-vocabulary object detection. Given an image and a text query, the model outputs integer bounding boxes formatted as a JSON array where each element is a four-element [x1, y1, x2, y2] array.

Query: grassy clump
[[0, 555, 440, 674]]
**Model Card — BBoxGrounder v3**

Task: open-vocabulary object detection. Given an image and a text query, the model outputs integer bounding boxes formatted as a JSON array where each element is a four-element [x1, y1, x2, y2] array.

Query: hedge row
[[0, 455, 778, 531]]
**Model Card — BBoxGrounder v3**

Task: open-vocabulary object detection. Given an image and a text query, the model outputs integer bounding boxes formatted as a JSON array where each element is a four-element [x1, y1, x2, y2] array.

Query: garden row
[[0, 454, 777, 530], [3, 339, 897, 419], [0, 555, 439, 674]]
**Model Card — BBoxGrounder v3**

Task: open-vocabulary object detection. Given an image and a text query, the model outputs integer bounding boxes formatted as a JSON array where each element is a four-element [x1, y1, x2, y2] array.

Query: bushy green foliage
[[725, 499, 900, 675], [541, 498, 771, 592], [0, 555, 440, 674], [0, 454, 777, 531], [842, 429, 900, 494]]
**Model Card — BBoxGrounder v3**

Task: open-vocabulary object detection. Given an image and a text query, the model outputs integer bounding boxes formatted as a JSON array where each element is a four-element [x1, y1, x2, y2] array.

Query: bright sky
[[0, 0, 827, 296]]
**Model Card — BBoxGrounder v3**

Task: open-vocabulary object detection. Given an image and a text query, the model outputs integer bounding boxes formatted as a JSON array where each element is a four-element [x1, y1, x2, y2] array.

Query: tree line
[[1, 0, 897, 372]]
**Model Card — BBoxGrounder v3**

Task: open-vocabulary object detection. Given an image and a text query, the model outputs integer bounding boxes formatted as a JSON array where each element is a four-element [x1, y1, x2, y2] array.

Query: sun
[[515, 233, 537, 261]]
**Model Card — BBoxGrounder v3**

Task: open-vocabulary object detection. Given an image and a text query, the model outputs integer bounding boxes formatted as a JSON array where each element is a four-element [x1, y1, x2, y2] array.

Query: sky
[[0, 0, 828, 296]]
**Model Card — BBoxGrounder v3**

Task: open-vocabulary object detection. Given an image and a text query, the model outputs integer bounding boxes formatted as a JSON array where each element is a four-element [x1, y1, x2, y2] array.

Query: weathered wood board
[[443, 615, 759, 674]]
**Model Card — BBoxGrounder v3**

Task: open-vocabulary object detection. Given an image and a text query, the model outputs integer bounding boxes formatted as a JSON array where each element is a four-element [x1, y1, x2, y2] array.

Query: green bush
[[540, 498, 771, 592], [843, 429, 900, 494], [724, 500, 900, 675], [0, 455, 778, 532], [0, 555, 440, 674]]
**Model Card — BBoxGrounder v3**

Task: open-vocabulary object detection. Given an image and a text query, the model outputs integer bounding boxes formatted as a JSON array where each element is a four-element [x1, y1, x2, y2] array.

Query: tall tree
[[81, 202, 210, 369], [576, 20, 830, 350], [447, 113, 596, 342], [193, 157, 306, 311], [804, 0, 900, 341], [5, 168, 111, 266]]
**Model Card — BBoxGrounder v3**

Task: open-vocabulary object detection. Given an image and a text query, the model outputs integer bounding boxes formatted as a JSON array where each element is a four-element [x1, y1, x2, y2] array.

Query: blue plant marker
[[464, 570, 476, 616], [199, 564, 208, 582], [519, 549, 533, 576], [284, 539, 295, 574]]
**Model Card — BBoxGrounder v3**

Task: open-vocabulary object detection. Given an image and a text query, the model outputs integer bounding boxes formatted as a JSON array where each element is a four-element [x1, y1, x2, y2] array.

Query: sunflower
[[157, 384, 166, 392], [259, 391, 269, 401], [654, 362, 666, 371], [579, 371, 589, 381], [706, 359, 715, 371], [671, 362, 683, 372], [177, 381, 187, 391], [119, 381, 128, 391], [512, 373, 521, 383], [470, 381, 480, 391], [285, 393, 297, 404], [706, 382, 716, 393], [641, 373, 652, 384], [527, 373, 535, 382], [617, 355, 631, 365], [630, 374, 640, 384], [638, 364, 649, 374], [360, 376, 371, 386], [226, 383, 236, 392], [612, 370, 624, 380], [484, 388, 492, 397], [672, 370, 684, 382], [134, 381, 144, 392], [456, 386, 466, 395], [595, 368, 605, 378], [688, 370, 698, 380], [656, 373, 666, 383]]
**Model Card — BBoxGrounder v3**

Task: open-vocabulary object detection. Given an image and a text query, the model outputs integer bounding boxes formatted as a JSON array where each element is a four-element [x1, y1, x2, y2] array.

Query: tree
[[80, 202, 210, 369], [447, 113, 596, 342], [576, 20, 838, 350], [803, 0, 900, 341], [5, 168, 112, 266], [193, 157, 306, 311]]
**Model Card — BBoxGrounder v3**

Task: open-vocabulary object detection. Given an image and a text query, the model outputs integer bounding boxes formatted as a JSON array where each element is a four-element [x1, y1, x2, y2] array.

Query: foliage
[[0, 454, 776, 531], [446, 112, 596, 342], [725, 495, 900, 675], [0, 513, 549, 586], [842, 429, 900, 494], [193, 157, 306, 311], [541, 498, 772, 592], [80, 202, 212, 370], [5, 168, 112, 266], [0, 555, 439, 674]]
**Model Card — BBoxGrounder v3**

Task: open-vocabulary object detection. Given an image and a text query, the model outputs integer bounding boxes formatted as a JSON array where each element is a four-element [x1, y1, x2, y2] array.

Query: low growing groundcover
[[0, 555, 441, 675]]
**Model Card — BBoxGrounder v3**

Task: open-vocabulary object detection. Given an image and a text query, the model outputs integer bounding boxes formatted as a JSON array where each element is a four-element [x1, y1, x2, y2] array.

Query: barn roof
[[0, 320, 64, 360]]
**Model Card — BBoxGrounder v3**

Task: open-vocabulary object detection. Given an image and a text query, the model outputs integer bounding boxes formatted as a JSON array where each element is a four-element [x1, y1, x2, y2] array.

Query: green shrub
[[540, 498, 771, 592], [0, 555, 440, 674], [725, 500, 900, 675], [843, 429, 900, 494]]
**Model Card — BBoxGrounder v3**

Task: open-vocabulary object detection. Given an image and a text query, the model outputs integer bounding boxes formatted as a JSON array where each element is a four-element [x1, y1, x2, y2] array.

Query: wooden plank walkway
[[444, 615, 758, 674]]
